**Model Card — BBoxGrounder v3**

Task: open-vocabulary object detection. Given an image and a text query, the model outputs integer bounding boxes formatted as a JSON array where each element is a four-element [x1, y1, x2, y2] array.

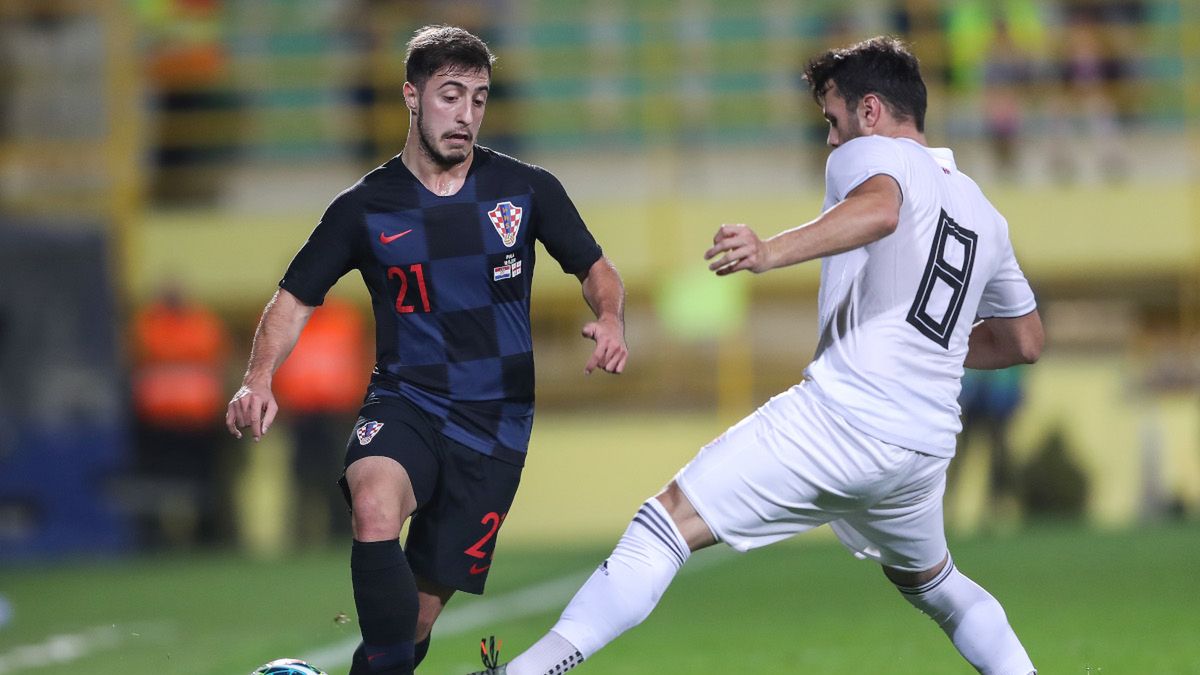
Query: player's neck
[[895, 129, 927, 145], [868, 119, 926, 146], [400, 143, 474, 197]]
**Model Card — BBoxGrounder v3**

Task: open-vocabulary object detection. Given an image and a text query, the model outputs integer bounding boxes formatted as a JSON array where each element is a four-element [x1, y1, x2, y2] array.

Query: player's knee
[[414, 612, 436, 642], [350, 488, 404, 541], [654, 481, 716, 552], [882, 552, 949, 588]]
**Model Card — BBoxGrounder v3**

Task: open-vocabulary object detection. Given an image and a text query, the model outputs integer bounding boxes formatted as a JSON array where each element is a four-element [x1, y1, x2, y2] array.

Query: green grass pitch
[[1, 522, 1198, 674]]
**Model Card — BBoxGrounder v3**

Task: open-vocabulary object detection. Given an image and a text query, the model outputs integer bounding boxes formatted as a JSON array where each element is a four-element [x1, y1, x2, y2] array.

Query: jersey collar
[[924, 146, 957, 174]]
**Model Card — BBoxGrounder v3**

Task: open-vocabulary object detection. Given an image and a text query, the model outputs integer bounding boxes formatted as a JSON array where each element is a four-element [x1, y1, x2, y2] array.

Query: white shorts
[[675, 381, 951, 572]]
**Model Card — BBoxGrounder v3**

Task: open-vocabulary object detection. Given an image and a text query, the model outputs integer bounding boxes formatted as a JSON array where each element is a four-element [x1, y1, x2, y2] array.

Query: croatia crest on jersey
[[488, 201, 523, 248], [355, 419, 384, 446]]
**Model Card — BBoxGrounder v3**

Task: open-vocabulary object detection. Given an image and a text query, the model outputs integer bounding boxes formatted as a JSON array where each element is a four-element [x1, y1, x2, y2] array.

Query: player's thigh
[[405, 440, 522, 595], [830, 452, 950, 572], [675, 385, 872, 552], [339, 399, 442, 536]]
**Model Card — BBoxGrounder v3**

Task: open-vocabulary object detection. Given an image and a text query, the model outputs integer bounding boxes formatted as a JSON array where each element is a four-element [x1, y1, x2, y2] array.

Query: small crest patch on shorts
[[355, 419, 384, 445]]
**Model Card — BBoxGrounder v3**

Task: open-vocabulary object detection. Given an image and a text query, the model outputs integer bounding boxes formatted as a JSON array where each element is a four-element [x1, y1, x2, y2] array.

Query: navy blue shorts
[[338, 397, 522, 594]]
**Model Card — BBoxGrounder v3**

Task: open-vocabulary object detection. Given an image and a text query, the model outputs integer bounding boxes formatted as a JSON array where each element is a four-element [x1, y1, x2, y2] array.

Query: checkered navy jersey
[[280, 146, 603, 465]]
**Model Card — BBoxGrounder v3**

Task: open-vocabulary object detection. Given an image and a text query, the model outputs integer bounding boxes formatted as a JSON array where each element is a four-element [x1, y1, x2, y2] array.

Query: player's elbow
[[860, 207, 897, 241], [877, 213, 899, 238], [995, 310, 1043, 366], [1014, 326, 1044, 364], [1016, 340, 1041, 365]]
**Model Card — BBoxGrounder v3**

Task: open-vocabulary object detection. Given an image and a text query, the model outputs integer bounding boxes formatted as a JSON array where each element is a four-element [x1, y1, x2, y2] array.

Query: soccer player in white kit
[[470, 36, 1044, 675]]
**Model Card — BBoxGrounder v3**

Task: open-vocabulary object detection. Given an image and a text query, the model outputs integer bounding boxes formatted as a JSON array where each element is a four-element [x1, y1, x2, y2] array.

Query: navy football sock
[[413, 633, 431, 667], [350, 642, 367, 672], [350, 539, 418, 674]]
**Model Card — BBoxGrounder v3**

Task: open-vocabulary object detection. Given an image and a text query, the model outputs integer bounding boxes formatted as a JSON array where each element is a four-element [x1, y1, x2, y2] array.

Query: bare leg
[[347, 457, 420, 674]]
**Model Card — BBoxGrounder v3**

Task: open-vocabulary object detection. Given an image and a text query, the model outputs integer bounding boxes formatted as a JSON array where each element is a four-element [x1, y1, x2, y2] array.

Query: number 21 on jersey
[[388, 263, 431, 313]]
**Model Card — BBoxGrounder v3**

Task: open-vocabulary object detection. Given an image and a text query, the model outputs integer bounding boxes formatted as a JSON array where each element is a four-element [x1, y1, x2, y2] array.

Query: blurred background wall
[[1, 0, 1198, 559]]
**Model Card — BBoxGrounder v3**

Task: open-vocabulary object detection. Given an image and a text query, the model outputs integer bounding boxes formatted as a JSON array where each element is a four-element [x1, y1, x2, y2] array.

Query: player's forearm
[[964, 313, 1043, 370], [240, 288, 315, 386], [765, 179, 900, 270], [579, 256, 625, 323]]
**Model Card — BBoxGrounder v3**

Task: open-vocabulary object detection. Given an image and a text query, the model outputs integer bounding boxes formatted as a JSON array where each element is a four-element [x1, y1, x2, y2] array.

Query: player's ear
[[861, 93, 883, 129], [402, 82, 419, 112]]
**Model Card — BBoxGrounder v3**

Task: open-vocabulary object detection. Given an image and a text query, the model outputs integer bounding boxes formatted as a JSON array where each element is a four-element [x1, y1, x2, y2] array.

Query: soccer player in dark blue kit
[[225, 25, 628, 675]]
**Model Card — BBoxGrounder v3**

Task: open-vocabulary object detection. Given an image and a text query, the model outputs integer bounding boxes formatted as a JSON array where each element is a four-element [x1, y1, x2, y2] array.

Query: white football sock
[[505, 631, 581, 675], [531, 499, 689, 668], [897, 555, 1035, 675]]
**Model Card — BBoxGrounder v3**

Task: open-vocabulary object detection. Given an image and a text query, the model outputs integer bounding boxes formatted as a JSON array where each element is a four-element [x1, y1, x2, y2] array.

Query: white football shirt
[[804, 135, 1036, 457]]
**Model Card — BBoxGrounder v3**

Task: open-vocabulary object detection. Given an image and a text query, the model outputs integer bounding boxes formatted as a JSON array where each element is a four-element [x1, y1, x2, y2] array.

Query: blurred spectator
[[131, 280, 230, 547], [943, 0, 1045, 92], [273, 297, 369, 547], [981, 17, 1036, 178], [0, 4, 107, 211], [1019, 426, 1089, 518], [940, 1, 1047, 180], [344, 1, 522, 162], [135, 0, 240, 204], [1047, 6, 1131, 182], [340, 0, 408, 164], [950, 367, 1026, 522]]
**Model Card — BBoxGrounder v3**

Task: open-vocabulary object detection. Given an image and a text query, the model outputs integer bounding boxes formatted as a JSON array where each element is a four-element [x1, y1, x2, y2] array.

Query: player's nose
[[457, 102, 477, 126]]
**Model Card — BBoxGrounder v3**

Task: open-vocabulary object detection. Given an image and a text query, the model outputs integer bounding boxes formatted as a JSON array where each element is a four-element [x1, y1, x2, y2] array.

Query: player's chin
[[441, 141, 471, 157]]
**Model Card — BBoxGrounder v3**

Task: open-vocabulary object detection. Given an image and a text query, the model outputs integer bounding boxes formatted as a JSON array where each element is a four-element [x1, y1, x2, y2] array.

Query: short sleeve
[[528, 167, 602, 274], [824, 136, 907, 203], [979, 234, 1037, 318], [279, 188, 363, 306]]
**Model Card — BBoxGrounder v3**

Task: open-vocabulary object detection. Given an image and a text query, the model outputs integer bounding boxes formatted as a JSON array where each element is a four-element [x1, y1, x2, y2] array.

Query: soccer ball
[[249, 658, 328, 675]]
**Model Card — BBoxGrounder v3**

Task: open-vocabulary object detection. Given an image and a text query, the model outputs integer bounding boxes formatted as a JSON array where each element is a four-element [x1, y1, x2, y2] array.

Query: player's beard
[[841, 107, 865, 143], [416, 105, 471, 168]]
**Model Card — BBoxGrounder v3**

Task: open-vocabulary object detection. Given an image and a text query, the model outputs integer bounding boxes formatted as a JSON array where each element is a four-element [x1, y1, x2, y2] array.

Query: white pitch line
[[0, 621, 174, 674], [303, 546, 736, 670]]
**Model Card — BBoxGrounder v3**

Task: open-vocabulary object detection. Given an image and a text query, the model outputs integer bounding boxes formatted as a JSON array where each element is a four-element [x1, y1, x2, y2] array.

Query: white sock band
[[550, 499, 690, 660], [898, 556, 1035, 675], [506, 631, 583, 675]]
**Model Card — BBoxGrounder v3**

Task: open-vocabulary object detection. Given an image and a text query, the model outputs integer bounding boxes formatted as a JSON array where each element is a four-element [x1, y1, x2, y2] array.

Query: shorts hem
[[674, 470, 746, 553], [407, 558, 488, 595]]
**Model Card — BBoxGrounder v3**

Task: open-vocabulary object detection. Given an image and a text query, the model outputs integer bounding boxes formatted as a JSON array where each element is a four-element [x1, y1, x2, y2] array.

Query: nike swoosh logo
[[469, 562, 491, 575], [379, 229, 413, 244]]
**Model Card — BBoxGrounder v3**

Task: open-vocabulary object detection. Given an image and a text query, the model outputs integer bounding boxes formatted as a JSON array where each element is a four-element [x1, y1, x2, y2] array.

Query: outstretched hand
[[581, 316, 628, 374], [704, 224, 772, 275], [225, 383, 278, 441]]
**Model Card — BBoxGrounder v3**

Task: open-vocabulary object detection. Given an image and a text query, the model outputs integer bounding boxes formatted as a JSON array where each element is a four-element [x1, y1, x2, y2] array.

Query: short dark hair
[[802, 36, 927, 132], [405, 25, 495, 89]]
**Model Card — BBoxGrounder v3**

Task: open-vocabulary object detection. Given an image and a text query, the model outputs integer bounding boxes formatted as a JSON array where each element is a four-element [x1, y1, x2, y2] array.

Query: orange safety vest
[[132, 299, 229, 429], [274, 298, 369, 414]]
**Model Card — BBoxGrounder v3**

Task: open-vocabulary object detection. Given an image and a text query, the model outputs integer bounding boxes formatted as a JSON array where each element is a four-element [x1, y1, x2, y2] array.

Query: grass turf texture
[[1, 522, 1197, 674]]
